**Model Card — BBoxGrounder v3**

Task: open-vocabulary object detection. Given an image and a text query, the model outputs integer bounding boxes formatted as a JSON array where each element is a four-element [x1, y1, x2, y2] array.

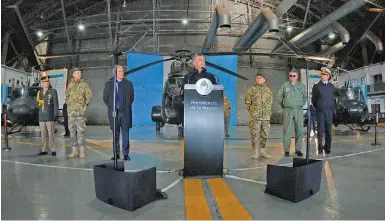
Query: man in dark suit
[[311, 67, 337, 155], [180, 53, 217, 96], [103, 65, 134, 160]]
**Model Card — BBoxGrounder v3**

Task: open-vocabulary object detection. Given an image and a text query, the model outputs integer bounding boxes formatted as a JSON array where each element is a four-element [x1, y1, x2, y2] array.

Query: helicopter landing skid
[[345, 124, 370, 132], [7, 124, 27, 135]]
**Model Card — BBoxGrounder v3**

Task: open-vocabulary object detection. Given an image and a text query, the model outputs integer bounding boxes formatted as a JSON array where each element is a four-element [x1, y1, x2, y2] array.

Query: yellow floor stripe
[[207, 178, 252, 220], [184, 179, 212, 220]]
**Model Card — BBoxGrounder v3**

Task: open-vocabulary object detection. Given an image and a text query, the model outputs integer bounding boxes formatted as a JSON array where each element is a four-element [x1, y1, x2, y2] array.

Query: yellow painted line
[[87, 146, 111, 157], [184, 179, 212, 220], [207, 178, 252, 220]]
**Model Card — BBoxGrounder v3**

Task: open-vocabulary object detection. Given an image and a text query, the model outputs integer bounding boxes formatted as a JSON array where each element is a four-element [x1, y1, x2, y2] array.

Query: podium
[[183, 78, 224, 178]]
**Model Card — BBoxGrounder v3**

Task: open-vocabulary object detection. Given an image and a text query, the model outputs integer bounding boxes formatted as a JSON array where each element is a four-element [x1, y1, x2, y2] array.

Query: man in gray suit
[[103, 65, 134, 160]]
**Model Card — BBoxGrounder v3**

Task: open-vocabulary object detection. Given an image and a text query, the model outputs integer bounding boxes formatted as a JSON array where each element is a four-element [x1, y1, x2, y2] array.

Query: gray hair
[[192, 53, 204, 61], [117, 65, 125, 70]]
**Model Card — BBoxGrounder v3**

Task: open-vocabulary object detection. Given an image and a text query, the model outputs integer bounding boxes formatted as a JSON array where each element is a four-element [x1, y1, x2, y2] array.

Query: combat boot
[[79, 146, 86, 159], [251, 147, 260, 159], [260, 148, 271, 159], [68, 146, 78, 158]]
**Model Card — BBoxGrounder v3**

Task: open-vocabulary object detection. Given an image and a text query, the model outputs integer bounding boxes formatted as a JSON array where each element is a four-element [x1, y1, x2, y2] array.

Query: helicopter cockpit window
[[346, 89, 355, 100], [10, 87, 38, 100]]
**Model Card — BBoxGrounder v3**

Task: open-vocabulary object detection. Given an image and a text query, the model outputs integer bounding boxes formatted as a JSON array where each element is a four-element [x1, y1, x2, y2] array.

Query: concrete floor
[[1, 124, 385, 220]]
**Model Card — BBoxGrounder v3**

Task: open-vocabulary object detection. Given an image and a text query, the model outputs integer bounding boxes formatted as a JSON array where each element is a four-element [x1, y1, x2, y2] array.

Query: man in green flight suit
[[278, 68, 306, 157]]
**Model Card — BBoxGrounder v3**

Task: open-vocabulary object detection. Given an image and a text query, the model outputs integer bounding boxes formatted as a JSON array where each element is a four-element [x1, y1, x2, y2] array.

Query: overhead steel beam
[[2, 32, 10, 64], [302, 0, 312, 29], [107, 0, 114, 61], [10, 40, 29, 71], [114, 0, 122, 53], [334, 11, 383, 67], [60, 0, 73, 66], [7, 5, 42, 65]]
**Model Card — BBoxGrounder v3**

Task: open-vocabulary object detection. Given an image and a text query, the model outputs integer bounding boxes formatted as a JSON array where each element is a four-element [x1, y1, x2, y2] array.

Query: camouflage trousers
[[250, 120, 270, 149], [224, 114, 230, 134], [68, 116, 86, 148]]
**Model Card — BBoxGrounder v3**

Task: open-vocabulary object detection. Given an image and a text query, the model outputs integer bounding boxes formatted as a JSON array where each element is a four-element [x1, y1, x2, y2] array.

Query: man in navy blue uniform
[[311, 67, 337, 154]]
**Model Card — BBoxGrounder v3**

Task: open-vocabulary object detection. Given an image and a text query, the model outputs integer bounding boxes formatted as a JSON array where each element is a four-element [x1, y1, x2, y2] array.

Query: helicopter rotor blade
[[205, 61, 248, 80], [202, 52, 333, 62], [125, 57, 175, 75]]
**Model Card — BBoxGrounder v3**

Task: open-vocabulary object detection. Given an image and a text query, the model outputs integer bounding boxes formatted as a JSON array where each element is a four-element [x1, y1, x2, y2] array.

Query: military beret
[[290, 67, 298, 73]]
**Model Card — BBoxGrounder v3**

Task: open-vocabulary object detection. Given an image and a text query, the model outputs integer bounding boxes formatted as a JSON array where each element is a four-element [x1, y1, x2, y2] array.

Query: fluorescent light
[[182, 19, 188, 24], [328, 32, 336, 39], [36, 31, 43, 37]]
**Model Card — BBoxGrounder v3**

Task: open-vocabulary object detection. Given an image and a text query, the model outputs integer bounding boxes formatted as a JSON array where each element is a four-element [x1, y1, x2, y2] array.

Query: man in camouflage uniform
[[224, 94, 231, 138], [278, 68, 306, 157], [245, 73, 272, 159], [66, 68, 92, 159]]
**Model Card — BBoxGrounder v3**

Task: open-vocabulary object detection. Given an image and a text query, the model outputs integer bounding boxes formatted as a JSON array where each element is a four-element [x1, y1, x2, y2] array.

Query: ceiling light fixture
[[78, 23, 85, 31], [182, 19, 188, 24], [36, 31, 43, 37]]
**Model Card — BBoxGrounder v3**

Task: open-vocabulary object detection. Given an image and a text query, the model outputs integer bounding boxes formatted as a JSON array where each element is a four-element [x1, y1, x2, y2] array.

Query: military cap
[[73, 67, 82, 72], [256, 73, 265, 79], [40, 71, 50, 82], [321, 67, 331, 75]]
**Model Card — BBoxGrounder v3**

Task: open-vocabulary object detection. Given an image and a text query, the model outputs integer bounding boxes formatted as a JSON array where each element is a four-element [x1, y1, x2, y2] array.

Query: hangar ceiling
[[1, 0, 384, 71]]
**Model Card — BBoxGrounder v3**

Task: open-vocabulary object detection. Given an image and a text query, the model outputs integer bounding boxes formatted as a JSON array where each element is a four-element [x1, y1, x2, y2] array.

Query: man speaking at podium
[[181, 53, 217, 96]]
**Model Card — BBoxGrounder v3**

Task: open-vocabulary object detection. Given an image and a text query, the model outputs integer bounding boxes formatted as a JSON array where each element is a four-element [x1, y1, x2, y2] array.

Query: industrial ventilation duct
[[317, 42, 345, 56], [273, 0, 367, 52], [201, 5, 231, 53], [233, 0, 298, 52], [297, 23, 350, 49], [316, 31, 383, 58], [362, 31, 384, 53]]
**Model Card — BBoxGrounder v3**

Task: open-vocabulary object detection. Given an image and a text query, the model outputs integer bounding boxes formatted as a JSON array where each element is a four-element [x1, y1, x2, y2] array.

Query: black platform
[[264, 158, 323, 203], [93, 161, 157, 211]]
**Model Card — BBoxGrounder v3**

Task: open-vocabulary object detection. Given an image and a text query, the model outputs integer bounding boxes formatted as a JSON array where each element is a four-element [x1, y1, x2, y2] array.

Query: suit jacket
[[180, 68, 217, 95], [103, 78, 134, 129]]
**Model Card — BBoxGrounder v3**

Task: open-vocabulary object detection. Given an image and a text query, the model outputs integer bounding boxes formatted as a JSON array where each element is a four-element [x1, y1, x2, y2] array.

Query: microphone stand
[[112, 55, 118, 170], [305, 59, 310, 163]]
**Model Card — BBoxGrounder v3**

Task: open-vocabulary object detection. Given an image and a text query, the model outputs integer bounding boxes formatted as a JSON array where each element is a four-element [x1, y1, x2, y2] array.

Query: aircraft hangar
[[1, 0, 385, 219]]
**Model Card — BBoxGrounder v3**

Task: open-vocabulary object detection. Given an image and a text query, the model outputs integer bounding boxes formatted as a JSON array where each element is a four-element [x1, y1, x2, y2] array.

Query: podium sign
[[183, 79, 224, 178]]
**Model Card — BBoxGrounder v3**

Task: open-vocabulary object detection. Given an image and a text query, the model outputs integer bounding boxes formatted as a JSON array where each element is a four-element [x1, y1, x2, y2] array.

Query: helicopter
[[2, 80, 62, 135], [304, 80, 374, 132]]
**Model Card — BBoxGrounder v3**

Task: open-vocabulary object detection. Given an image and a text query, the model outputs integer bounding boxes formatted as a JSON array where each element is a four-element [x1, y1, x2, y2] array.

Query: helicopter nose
[[10, 105, 30, 116]]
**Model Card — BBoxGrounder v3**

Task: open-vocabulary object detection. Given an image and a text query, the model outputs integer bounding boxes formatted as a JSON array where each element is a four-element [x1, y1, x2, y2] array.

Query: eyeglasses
[[289, 75, 297, 77]]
